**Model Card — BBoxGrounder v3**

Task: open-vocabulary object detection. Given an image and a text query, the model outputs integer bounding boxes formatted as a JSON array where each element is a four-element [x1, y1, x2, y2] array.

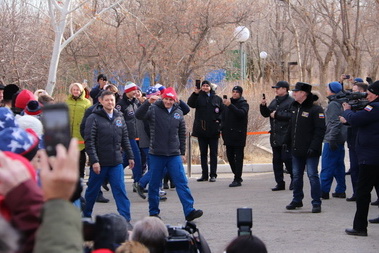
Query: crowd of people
[[0, 72, 378, 252]]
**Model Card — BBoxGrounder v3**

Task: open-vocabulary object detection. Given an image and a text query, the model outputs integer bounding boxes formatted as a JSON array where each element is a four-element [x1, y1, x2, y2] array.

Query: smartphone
[[195, 79, 201, 89], [41, 103, 71, 157], [223, 95, 227, 99], [237, 208, 252, 236], [344, 74, 350, 79], [262, 93, 266, 99]]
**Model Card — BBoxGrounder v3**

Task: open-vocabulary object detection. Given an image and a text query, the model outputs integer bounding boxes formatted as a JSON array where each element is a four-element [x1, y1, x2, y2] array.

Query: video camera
[[165, 222, 211, 253], [336, 91, 369, 110], [237, 207, 252, 236]]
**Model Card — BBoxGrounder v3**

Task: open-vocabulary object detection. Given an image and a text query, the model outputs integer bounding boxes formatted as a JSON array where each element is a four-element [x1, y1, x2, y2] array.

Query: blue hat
[[145, 86, 160, 98], [0, 107, 18, 132], [328, 81, 342, 94], [0, 127, 39, 156], [354, 77, 364, 83]]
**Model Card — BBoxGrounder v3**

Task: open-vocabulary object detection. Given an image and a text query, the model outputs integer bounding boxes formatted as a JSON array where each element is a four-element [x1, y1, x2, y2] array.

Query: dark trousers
[[353, 164, 379, 231], [226, 146, 244, 182], [198, 137, 219, 179], [79, 149, 87, 178], [272, 146, 292, 186], [349, 147, 360, 197]]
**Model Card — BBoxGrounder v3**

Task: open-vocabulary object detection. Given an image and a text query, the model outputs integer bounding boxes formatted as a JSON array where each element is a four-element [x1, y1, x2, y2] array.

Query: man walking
[[136, 87, 203, 221], [84, 91, 135, 221], [221, 86, 249, 187], [284, 82, 326, 213], [260, 81, 294, 191]]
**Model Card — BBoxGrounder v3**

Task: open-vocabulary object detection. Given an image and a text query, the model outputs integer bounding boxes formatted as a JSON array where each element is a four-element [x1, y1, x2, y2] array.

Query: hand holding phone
[[262, 93, 266, 99], [195, 80, 201, 89]]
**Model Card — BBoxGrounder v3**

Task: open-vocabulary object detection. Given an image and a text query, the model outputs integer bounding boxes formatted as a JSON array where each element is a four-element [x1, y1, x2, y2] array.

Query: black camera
[[336, 91, 369, 110], [82, 218, 96, 241], [237, 208, 252, 236]]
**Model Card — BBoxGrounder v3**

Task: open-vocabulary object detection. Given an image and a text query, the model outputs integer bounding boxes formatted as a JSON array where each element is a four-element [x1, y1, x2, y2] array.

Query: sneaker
[[185, 209, 203, 221], [271, 184, 285, 191], [286, 201, 303, 210], [163, 183, 169, 189], [209, 177, 216, 182], [197, 177, 208, 182], [346, 196, 356, 202], [229, 181, 241, 187], [312, 205, 321, 213], [345, 228, 367, 236], [134, 183, 146, 199], [371, 199, 379, 206], [96, 194, 110, 203], [332, 192, 346, 198], [159, 196, 167, 201], [159, 190, 167, 196]]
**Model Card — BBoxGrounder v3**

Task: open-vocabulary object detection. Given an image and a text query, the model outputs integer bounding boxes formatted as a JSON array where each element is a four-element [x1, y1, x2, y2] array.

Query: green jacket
[[66, 92, 91, 150], [33, 199, 83, 253]]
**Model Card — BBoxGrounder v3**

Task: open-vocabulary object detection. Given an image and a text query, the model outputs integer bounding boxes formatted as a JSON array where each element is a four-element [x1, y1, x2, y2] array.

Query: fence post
[[187, 132, 192, 177]]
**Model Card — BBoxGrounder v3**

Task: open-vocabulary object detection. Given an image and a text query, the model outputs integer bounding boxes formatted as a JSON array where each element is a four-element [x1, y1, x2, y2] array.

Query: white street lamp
[[234, 26, 250, 81], [259, 51, 268, 81], [259, 51, 268, 59]]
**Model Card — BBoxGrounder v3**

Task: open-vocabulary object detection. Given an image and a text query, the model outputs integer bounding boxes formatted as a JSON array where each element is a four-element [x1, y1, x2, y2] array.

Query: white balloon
[[260, 51, 268, 59], [234, 26, 250, 42]]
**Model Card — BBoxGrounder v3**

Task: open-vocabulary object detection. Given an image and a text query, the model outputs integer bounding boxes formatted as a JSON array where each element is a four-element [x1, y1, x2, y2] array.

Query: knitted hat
[[0, 127, 39, 159], [354, 77, 364, 83], [3, 84, 19, 101], [0, 107, 18, 131], [15, 89, 35, 110], [16, 115, 43, 136], [201, 80, 211, 86], [124, 82, 138, 93], [161, 87, 178, 101], [0, 84, 4, 90], [272, 81, 289, 89], [292, 82, 312, 93], [154, 84, 166, 93], [368, 80, 379, 95], [145, 86, 160, 98], [232, 85, 243, 94], [24, 100, 42, 116], [328, 81, 342, 94]]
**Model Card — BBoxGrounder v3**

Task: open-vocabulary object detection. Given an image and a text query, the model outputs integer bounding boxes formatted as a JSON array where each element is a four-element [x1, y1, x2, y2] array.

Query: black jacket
[[221, 96, 249, 147], [260, 94, 294, 147], [84, 107, 134, 166], [187, 90, 223, 138], [135, 100, 186, 156], [285, 94, 326, 157], [116, 94, 139, 139]]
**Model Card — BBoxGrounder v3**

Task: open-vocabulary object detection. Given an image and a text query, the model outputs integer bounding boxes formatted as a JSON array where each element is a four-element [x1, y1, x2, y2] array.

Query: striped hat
[[124, 82, 138, 93]]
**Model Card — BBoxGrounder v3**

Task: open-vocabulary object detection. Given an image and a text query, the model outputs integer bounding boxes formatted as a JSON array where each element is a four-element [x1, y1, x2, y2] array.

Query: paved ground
[[89, 165, 379, 253]]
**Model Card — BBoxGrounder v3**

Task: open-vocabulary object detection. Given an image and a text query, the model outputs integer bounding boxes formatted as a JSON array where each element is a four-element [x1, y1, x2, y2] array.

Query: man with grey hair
[[131, 216, 168, 253]]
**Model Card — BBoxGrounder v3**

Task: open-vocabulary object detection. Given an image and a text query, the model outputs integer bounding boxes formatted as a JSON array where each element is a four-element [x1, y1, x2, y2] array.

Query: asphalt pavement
[[90, 164, 379, 253]]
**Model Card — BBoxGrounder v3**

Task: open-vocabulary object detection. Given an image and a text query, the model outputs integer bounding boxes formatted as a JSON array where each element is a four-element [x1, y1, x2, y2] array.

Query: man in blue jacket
[[344, 81, 379, 236], [136, 87, 203, 221]]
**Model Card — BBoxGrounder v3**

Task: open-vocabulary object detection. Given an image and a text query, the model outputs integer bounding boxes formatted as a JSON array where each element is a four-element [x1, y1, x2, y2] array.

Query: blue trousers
[[123, 139, 142, 183], [148, 155, 195, 217], [84, 164, 131, 221], [292, 155, 322, 206], [138, 148, 151, 188], [320, 143, 346, 194]]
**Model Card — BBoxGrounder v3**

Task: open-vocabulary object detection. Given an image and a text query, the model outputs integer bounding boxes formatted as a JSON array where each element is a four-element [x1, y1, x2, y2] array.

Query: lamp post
[[259, 51, 268, 81], [234, 26, 250, 82]]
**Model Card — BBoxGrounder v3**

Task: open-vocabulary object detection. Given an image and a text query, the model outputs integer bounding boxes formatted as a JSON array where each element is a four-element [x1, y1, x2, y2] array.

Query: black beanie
[[368, 81, 379, 95], [232, 85, 243, 94]]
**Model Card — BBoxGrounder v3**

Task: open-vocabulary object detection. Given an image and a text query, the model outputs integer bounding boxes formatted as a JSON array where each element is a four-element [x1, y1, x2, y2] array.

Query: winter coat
[[135, 100, 186, 156], [343, 100, 379, 165], [89, 85, 103, 105], [187, 90, 223, 138], [221, 96, 249, 147], [324, 93, 347, 144], [285, 94, 326, 157], [260, 93, 294, 147], [116, 94, 139, 140], [84, 107, 134, 166], [66, 92, 91, 150]]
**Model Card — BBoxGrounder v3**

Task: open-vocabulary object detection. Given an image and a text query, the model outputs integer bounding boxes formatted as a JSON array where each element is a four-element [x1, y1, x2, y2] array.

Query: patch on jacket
[[301, 111, 309, 117], [115, 119, 123, 127], [128, 111, 134, 116], [174, 112, 181, 120], [214, 107, 220, 113], [116, 105, 122, 110], [364, 105, 373, 112], [319, 113, 325, 118]]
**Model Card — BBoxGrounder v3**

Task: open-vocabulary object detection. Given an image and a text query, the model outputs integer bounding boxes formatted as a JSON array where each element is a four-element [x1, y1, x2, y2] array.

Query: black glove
[[93, 215, 115, 251], [282, 144, 290, 153], [329, 141, 338, 151], [307, 149, 317, 157]]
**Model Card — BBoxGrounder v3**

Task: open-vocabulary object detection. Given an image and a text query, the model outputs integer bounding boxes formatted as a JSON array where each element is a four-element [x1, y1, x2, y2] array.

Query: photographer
[[343, 81, 379, 236]]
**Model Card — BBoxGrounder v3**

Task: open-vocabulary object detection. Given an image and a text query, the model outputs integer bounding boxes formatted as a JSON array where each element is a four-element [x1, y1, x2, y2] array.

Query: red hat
[[15, 89, 35, 110], [161, 87, 178, 101], [124, 82, 138, 93]]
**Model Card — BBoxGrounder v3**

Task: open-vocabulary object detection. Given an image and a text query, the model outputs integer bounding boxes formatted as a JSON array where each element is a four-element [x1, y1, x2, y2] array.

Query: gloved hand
[[329, 141, 338, 151], [307, 149, 317, 157], [93, 215, 115, 251], [282, 144, 289, 153]]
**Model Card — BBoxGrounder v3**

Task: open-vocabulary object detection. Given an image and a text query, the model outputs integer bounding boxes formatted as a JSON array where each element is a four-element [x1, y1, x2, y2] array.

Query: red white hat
[[161, 87, 178, 101], [124, 82, 138, 93]]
